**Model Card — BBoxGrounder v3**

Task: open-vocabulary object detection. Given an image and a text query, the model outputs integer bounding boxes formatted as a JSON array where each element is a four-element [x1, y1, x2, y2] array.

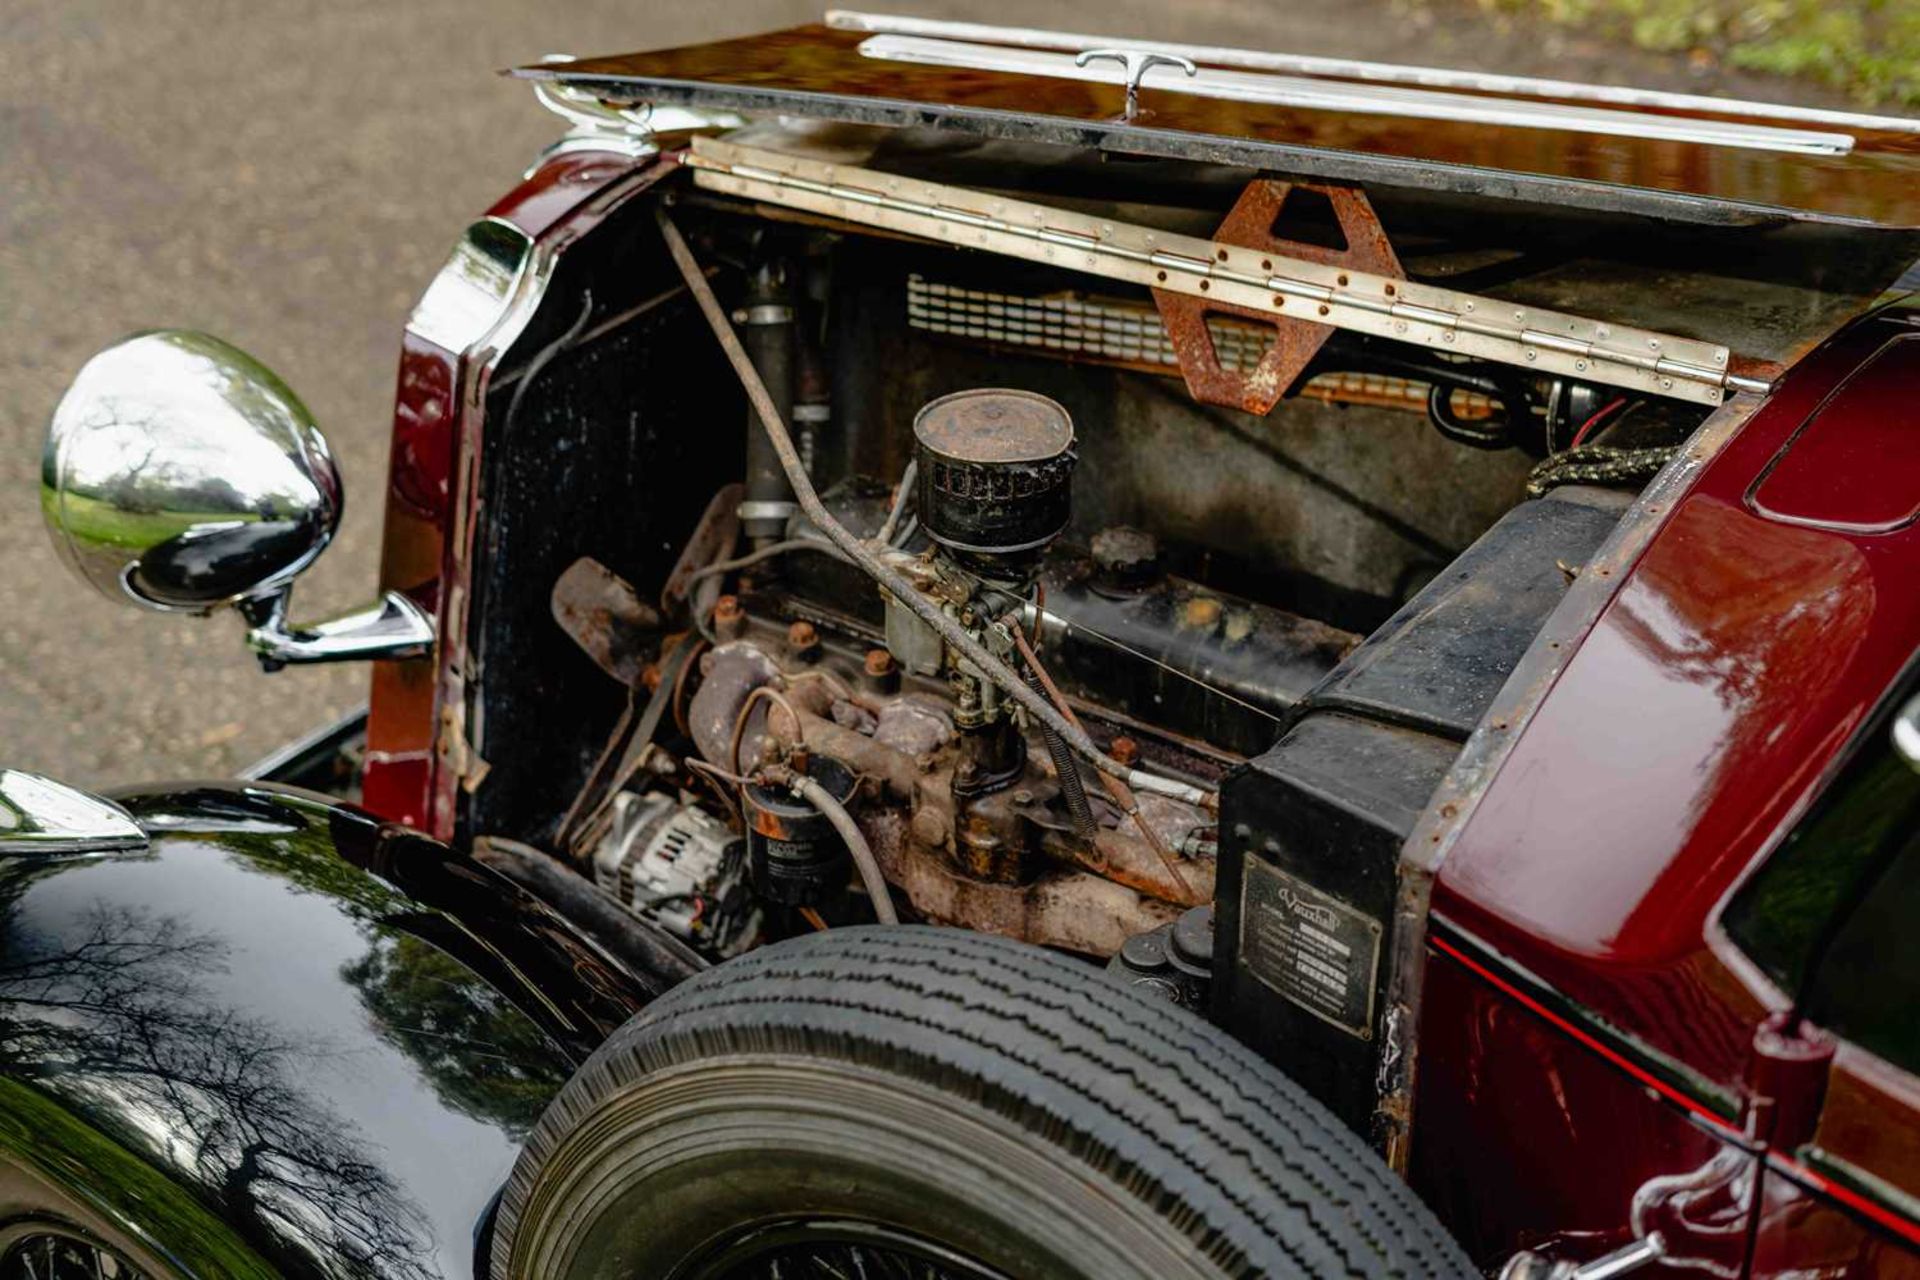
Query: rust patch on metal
[[1154, 178, 1404, 415], [660, 481, 743, 613], [1062, 828, 1214, 906], [551, 556, 663, 686], [865, 810, 1181, 956]]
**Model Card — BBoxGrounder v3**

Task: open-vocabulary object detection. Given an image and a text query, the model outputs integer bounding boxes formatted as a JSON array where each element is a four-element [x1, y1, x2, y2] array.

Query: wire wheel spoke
[[689, 1218, 1004, 1280], [746, 1243, 955, 1280], [0, 1230, 145, 1280]]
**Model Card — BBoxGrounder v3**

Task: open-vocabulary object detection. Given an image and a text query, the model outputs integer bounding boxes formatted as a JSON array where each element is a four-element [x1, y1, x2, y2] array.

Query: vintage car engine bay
[[429, 109, 1917, 1150], [23, 14, 1920, 1276]]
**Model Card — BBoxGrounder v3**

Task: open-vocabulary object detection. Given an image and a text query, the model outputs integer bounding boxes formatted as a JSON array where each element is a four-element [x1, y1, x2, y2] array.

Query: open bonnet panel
[[470, 13, 1920, 841], [513, 11, 1920, 440]]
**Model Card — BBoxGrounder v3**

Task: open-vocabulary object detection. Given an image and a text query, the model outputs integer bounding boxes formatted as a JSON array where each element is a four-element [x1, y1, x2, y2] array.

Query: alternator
[[594, 790, 758, 956]]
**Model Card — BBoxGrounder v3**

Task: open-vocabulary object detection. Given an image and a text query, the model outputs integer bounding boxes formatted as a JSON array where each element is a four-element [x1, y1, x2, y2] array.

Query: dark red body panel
[[1419, 304, 1920, 1270], [1412, 942, 1756, 1271], [362, 148, 665, 832], [359, 326, 455, 827], [1749, 334, 1920, 534], [1433, 306, 1920, 1086]]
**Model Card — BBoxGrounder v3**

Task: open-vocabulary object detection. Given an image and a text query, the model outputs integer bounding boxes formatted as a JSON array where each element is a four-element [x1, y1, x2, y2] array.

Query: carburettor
[[886, 388, 1078, 792]]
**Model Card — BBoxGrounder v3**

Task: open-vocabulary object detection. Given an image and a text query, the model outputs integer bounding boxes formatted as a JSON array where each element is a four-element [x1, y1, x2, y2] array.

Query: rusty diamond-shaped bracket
[[1154, 178, 1404, 415]]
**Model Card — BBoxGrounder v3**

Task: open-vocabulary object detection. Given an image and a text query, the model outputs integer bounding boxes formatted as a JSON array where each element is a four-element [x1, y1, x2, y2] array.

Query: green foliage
[[1475, 0, 1920, 106]]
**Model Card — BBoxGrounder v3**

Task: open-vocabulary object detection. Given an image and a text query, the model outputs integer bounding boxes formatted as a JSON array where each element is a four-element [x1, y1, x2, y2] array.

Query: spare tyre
[[491, 926, 1470, 1280]]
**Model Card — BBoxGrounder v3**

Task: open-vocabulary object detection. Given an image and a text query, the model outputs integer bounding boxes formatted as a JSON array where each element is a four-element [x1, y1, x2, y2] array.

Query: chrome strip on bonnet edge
[[828, 11, 1920, 135], [408, 218, 541, 354], [855, 35, 1853, 156], [0, 771, 146, 854]]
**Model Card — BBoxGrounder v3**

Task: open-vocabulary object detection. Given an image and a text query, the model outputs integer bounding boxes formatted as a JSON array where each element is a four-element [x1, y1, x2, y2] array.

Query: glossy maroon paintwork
[[1412, 942, 1755, 1272], [361, 147, 667, 832], [1749, 335, 1920, 534], [525, 26, 1920, 228], [1423, 302, 1920, 1269], [359, 327, 455, 827], [1436, 305, 1920, 1085]]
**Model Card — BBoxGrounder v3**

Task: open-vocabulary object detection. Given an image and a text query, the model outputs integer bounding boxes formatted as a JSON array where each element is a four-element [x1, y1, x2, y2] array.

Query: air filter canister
[[913, 389, 1077, 575]]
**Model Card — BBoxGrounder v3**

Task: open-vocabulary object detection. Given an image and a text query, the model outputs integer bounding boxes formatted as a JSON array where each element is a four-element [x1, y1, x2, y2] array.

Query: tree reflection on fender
[[0, 786, 622, 1280]]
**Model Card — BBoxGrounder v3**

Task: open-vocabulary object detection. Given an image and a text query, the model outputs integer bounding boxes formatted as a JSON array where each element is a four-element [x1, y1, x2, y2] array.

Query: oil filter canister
[[743, 755, 858, 906]]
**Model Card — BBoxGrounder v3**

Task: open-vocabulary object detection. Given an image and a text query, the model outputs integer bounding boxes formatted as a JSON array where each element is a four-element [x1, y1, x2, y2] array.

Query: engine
[[484, 160, 1708, 1136], [620, 385, 1237, 958]]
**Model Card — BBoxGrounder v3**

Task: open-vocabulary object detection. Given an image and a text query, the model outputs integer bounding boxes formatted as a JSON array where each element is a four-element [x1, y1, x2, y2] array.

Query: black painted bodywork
[[0, 783, 652, 1279]]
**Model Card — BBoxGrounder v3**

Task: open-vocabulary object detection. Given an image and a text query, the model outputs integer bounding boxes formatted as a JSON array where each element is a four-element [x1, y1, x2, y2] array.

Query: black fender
[[0, 781, 655, 1279]]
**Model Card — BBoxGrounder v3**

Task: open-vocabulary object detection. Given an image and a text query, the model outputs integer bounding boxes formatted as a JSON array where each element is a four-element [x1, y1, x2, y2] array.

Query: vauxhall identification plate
[[1239, 858, 1383, 1040]]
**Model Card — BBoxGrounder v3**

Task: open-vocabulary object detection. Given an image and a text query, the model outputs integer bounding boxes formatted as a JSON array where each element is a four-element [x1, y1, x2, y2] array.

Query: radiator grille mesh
[[905, 274, 1494, 418], [907, 274, 1274, 372]]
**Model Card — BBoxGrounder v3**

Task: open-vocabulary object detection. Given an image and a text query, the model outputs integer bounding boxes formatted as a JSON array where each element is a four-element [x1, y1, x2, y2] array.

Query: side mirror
[[1895, 692, 1920, 775], [43, 330, 431, 666]]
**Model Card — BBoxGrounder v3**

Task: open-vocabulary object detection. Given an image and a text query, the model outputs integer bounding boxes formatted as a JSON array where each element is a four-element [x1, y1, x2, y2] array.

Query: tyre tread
[[494, 926, 1471, 1280]]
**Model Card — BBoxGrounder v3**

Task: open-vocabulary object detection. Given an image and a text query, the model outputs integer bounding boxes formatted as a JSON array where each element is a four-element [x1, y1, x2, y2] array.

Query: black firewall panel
[[1213, 484, 1632, 1142]]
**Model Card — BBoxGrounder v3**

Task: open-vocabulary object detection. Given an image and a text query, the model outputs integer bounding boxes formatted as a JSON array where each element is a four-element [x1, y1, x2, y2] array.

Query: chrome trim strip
[[244, 590, 436, 668], [523, 75, 747, 178], [0, 771, 146, 854], [408, 218, 540, 354], [855, 34, 1854, 156], [828, 10, 1920, 135]]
